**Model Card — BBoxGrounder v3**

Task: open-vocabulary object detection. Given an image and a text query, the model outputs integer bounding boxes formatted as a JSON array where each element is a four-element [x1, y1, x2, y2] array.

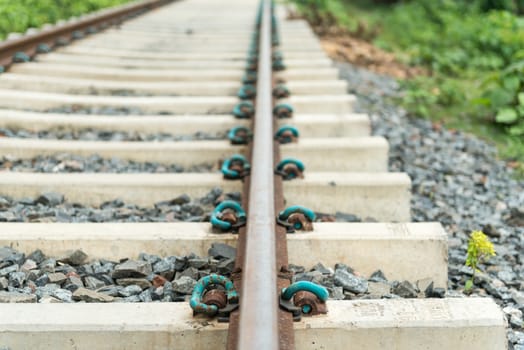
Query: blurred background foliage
[[0, 0, 131, 40], [293, 0, 524, 163]]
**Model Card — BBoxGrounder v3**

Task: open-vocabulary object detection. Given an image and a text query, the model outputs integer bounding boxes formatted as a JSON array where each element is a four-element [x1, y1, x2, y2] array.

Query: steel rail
[[0, 0, 174, 69], [233, 0, 282, 349]]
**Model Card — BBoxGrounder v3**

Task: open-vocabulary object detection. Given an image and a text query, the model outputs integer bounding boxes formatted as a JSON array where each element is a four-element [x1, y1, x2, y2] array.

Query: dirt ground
[[319, 35, 425, 79], [286, 9, 424, 79]]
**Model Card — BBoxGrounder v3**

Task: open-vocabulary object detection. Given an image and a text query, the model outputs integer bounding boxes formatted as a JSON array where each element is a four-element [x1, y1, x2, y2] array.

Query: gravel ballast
[[0, 188, 240, 223], [1, 153, 215, 173], [0, 127, 225, 142], [336, 61, 524, 348], [45, 107, 155, 115], [0, 244, 439, 305]]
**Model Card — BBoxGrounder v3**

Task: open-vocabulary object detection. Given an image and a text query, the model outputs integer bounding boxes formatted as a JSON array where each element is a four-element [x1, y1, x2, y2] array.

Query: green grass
[[399, 74, 524, 162], [0, 0, 132, 40], [292, 0, 524, 167]]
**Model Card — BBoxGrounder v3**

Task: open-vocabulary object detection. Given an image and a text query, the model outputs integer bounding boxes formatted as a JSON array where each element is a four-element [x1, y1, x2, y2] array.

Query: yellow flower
[[466, 230, 496, 272]]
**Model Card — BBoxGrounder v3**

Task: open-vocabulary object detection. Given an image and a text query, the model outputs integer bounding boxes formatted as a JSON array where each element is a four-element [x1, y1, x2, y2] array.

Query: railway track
[[0, 0, 507, 349]]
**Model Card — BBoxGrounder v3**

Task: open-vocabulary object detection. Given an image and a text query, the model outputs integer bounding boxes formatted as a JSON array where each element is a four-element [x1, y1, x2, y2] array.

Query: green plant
[[292, 0, 524, 165], [0, 0, 132, 40], [480, 60, 524, 135], [464, 230, 496, 292]]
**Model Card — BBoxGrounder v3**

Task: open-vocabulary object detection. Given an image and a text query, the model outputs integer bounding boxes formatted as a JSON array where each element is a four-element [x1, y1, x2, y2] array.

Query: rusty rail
[[0, 0, 174, 69], [227, 1, 295, 349]]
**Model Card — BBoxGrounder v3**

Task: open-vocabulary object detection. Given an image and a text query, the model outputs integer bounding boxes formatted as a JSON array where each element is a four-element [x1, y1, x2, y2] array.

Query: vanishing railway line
[[0, 0, 507, 349]]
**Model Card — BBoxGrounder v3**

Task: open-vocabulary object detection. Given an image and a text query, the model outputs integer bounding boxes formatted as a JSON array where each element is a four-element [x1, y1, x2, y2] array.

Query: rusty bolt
[[277, 130, 297, 144], [229, 163, 244, 173], [288, 213, 313, 231], [293, 291, 327, 316], [202, 289, 228, 309], [282, 163, 304, 179], [220, 210, 238, 225]]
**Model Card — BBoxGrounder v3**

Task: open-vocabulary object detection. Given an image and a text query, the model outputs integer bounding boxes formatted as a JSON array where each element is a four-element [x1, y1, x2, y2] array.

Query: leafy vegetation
[[0, 0, 132, 40], [292, 0, 524, 163], [464, 230, 496, 292]]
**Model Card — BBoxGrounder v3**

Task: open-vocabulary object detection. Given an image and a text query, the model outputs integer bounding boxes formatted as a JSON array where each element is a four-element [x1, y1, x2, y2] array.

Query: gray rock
[[97, 286, 121, 297], [0, 197, 10, 209], [208, 243, 236, 260], [68, 276, 84, 289], [294, 272, 313, 282], [92, 262, 113, 275], [34, 274, 50, 287], [84, 276, 105, 289], [369, 270, 388, 282], [35, 284, 59, 299], [139, 289, 153, 302], [36, 192, 64, 206], [392, 280, 418, 298], [334, 263, 353, 274], [207, 259, 219, 273], [0, 212, 16, 222], [58, 250, 88, 266], [510, 315, 523, 329], [177, 267, 199, 280], [198, 269, 211, 279], [152, 286, 164, 301], [153, 259, 175, 280], [288, 264, 305, 274], [329, 286, 345, 300], [9, 272, 26, 288], [52, 288, 73, 302], [78, 264, 94, 276], [217, 258, 235, 275], [168, 256, 186, 271], [20, 259, 37, 271], [170, 194, 191, 205], [112, 260, 152, 279], [95, 274, 114, 286], [73, 287, 114, 302], [2, 251, 24, 265], [139, 253, 161, 265], [116, 278, 152, 290], [498, 270, 517, 284], [482, 224, 501, 238], [122, 295, 141, 303], [296, 270, 324, 284], [172, 276, 196, 294], [512, 290, 524, 305], [27, 250, 45, 264], [18, 197, 34, 205], [429, 287, 446, 298], [0, 264, 18, 276], [0, 247, 18, 261], [503, 306, 522, 319], [311, 262, 332, 275], [119, 285, 143, 297], [0, 277, 8, 289], [334, 269, 368, 294], [0, 291, 36, 303], [483, 282, 505, 299], [47, 272, 67, 285], [39, 259, 56, 273], [188, 258, 208, 269]]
